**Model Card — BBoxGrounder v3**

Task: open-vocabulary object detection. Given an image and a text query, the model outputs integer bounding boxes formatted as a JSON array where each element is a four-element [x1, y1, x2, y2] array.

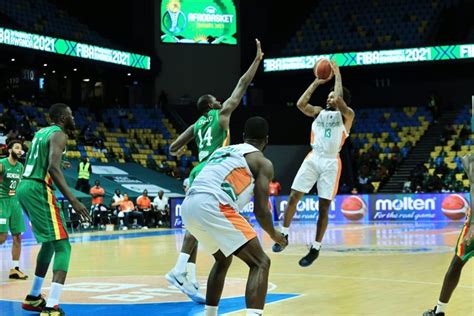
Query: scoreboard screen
[[160, 0, 237, 45]]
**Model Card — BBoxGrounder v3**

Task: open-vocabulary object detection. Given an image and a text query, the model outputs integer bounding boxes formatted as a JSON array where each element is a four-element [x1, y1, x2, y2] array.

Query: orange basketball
[[314, 58, 333, 80]]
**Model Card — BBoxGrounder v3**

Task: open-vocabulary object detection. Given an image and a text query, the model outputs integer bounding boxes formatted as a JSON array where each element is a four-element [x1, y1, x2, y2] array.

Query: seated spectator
[[351, 187, 358, 195], [118, 193, 145, 229], [152, 190, 169, 227], [269, 179, 281, 196], [414, 185, 424, 194], [136, 190, 153, 227]]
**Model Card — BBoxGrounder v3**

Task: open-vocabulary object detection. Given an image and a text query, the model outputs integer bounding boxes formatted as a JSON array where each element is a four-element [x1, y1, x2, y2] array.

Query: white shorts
[[181, 193, 257, 257], [291, 151, 342, 200]]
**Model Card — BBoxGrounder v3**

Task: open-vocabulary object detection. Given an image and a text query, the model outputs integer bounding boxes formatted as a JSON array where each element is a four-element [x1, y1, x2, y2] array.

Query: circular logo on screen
[[341, 196, 367, 221], [163, 0, 187, 34], [441, 194, 470, 220]]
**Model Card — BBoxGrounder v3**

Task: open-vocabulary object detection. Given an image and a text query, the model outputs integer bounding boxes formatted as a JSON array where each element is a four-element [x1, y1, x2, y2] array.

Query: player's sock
[[187, 262, 197, 284], [45, 282, 63, 308], [174, 253, 190, 274], [435, 301, 447, 313], [205, 305, 218, 316], [280, 226, 289, 235], [12, 260, 20, 269], [30, 276, 44, 296], [247, 308, 264, 315], [312, 241, 321, 250]]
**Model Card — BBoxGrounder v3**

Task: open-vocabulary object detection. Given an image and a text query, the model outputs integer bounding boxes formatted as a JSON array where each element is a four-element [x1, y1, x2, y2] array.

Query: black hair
[[7, 140, 22, 149], [330, 86, 352, 106], [196, 94, 213, 114], [49, 103, 70, 123], [244, 116, 269, 140]]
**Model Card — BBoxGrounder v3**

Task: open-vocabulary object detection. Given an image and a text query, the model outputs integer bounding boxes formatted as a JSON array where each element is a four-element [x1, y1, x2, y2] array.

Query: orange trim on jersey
[[339, 130, 347, 150], [456, 224, 469, 258], [310, 130, 315, 145], [304, 151, 313, 160], [222, 130, 230, 147], [225, 167, 252, 195], [46, 184, 67, 240], [331, 157, 342, 199], [219, 203, 256, 240]]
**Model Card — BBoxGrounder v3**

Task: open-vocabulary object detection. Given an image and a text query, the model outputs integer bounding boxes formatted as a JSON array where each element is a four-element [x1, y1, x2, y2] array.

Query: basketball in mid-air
[[314, 58, 333, 80]]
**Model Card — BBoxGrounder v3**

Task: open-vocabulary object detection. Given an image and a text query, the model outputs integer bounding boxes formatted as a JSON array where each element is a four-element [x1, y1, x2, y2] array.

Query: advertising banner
[[370, 193, 471, 221], [170, 197, 277, 229], [274, 195, 370, 223]]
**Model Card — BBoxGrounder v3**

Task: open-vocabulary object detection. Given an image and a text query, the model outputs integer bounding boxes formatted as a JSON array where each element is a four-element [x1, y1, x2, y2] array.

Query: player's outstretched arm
[[169, 124, 195, 156], [219, 39, 264, 128], [296, 78, 329, 117], [48, 132, 91, 221], [251, 155, 287, 247], [330, 60, 343, 99]]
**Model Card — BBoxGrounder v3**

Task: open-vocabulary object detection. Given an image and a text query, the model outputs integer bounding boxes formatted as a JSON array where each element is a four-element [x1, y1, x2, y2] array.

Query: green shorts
[[0, 197, 26, 235], [189, 161, 207, 187], [17, 179, 68, 243], [454, 209, 474, 262]]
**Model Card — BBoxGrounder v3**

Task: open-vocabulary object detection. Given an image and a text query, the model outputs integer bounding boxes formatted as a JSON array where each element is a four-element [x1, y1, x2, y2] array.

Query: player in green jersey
[[165, 39, 265, 303], [0, 140, 28, 280], [17, 104, 91, 316], [424, 154, 474, 316]]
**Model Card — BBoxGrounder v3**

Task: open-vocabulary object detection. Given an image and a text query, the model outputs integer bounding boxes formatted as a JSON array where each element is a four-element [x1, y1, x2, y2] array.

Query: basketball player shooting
[[272, 60, 355, 267]]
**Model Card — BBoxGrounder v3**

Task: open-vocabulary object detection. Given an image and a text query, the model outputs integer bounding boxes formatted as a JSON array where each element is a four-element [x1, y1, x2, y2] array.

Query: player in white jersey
[[273, 61, 355, 267], [181, 117, 287, 316]]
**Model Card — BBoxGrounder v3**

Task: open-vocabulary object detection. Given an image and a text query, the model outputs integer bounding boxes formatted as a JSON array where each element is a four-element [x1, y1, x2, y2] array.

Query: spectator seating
[[282, 0, 459, 56], [351, 106, 432, 192]]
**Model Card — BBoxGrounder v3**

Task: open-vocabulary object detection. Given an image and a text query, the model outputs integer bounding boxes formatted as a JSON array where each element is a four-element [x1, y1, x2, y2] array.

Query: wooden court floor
[[1, 222, 473, 315]]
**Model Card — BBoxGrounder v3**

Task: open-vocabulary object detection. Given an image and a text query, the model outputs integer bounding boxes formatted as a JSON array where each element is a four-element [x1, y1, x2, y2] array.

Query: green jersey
[[193, 109, 229, 162], [23, 125, 63, 186], [0, 158, 23, 198]]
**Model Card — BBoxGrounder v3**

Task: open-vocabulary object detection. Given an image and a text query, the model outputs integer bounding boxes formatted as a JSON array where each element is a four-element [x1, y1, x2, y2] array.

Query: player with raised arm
[[272, 61, 355, 267], [165, 39, 264, 303], [18, 103, 91, 316], [181, 116, 287, 316]]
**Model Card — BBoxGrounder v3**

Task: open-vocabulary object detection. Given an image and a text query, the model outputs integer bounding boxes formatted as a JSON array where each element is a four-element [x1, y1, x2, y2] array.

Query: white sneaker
[[165, 270, 195, 295], [187, 281, 205, 304]]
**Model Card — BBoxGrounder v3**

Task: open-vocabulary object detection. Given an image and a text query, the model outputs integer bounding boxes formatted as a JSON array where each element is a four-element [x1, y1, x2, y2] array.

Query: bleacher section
[[0, 0, 112, 46], [424, 104, 472, 191], [351, 106, 432, 192], [282, 0, 459, 56], [0, 102, 198, 180]]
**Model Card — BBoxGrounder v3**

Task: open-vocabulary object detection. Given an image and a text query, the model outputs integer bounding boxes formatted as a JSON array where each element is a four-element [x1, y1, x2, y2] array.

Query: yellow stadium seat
[[428, 168, 434, 175], [118, 159, 125, 163], [455, 174, 464, 181], [463, 179, 470, 187], [100, 158, 108, 163], [372, 182, 380, 192], [447, 162, 457, 170]]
